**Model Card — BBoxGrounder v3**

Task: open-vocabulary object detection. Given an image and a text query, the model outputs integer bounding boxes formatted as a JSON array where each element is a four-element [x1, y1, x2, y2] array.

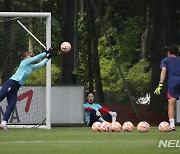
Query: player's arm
[[32, 58, 49, 70], [25, 52, 46, 64], [100, 107, 110, 113], [83, 103, 92, 111], [84, 106, 101, 116], [85, 107, 92, 111], [100, 107, 117, 117], [26, 47, 55, 64], [154, 67, 166, 95], [160, 67, 166, 83]]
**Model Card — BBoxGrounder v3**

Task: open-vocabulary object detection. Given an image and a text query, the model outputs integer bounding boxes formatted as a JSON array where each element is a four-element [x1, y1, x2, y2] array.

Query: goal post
[[0, 12, 51, 129]]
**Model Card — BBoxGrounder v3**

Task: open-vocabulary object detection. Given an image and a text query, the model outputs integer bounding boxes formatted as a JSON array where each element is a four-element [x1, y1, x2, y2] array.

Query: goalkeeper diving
[[0, 47, 55, 130], [83, 92, 117, 126]]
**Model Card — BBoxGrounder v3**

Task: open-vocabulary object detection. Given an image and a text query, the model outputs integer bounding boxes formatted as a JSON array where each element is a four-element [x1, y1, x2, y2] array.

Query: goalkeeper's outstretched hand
[[154, 83, 163, 95], [45, 47, 56, 59]]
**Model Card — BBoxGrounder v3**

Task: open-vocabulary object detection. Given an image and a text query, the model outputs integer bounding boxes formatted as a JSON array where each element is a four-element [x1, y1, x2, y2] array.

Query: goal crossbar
[[0, 12, 51, 17]]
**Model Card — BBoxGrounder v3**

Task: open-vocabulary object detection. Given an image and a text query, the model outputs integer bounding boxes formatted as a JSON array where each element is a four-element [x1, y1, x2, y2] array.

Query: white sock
[[112, 116, 116, 123], [1, 120, 7, 126], [98, 117, 106, 122], [169, 118, 175, 128]]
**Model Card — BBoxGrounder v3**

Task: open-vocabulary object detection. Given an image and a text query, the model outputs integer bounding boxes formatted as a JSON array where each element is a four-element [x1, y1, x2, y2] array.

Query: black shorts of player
[[88, 109, 113, 126]]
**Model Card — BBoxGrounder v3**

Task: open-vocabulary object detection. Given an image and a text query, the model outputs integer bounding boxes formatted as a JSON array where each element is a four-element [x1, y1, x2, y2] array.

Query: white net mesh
[[0, 16, 48, 127]]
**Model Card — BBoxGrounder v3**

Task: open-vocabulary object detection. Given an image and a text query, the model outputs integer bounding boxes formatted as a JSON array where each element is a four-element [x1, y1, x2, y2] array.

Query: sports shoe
[[0, 124, 8, 131], [169, 127, 176, 131]]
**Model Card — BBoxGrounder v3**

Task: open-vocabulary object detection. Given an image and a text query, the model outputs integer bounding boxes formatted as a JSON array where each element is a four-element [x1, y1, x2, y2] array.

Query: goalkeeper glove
[[154, 83, 163, 95], [109, 111, 117, 117], [45, 47, 55, 59], [95, 109, 101, 116]]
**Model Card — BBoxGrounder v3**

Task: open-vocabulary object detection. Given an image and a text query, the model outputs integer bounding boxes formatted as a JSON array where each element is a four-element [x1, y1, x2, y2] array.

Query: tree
[[142, 0, 169, 112], [61, 0, 75, 84], [83, 0, 105, 103]]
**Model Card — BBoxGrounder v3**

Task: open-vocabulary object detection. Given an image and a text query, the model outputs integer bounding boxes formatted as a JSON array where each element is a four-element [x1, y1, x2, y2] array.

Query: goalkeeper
[[0, 48, 54, 130], [83, 92, 117, 126], [154, 44, 180, 131]]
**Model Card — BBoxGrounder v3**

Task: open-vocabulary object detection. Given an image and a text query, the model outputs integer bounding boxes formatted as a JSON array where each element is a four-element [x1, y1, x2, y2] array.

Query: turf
[[0, 126, 179, 154]]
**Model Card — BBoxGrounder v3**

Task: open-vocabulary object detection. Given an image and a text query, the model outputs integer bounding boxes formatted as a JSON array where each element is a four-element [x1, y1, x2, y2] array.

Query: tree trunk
[[148, 0, 168, 112], [141, 7, 151, 61], [166, 0, 179, 44], [61, 0, 74, 84], [86, 0, 94, 92], [93, 38, 105, 104]]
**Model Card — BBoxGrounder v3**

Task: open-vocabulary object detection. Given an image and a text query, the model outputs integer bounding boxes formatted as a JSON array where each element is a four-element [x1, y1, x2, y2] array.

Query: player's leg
[[103, 110, 117, 122], [0, 80, 20, 130], [89, 109, 105, 126], [0, 93, 18, 130], [168, 98, 176, 130], [167, 82, 180, 131], [0, 79, 13, 102]]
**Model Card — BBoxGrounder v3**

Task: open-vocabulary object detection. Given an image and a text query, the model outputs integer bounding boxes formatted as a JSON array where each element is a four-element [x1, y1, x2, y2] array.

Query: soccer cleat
[[0, 124, 8, 131], [169, 127, 176, 131]]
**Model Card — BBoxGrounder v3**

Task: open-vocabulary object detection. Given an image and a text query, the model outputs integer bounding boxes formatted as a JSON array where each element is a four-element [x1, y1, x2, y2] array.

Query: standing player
[[0, 48, 54, 130], [154, 44, 180, 131], [83, 92, 117, 126]]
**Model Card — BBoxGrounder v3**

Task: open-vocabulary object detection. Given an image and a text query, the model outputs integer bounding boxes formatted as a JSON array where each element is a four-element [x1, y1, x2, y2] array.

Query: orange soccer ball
[[159, 121, 170, 132], [109, 122, 121, 132], [122, 121, 134, 132], [137, 121, 150, 132], [99, 122, 110, 132], [92, 122, 101, 132], [60, 42, 71, 52]]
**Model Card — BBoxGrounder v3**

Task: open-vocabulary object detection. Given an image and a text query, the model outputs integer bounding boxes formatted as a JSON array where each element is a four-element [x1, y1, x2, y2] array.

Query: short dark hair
[[86, 91, 94, 97], [165, 44, 179, 55]]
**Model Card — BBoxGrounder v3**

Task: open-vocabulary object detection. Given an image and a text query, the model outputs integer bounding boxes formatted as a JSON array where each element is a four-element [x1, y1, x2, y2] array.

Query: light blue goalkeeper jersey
[[83, 102, 102, 125], [10, 52, 48, 85]]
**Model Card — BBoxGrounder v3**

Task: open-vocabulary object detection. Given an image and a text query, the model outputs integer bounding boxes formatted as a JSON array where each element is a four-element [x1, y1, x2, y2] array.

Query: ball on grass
[[92, 122, 101, 132], [122, 121, 134, 132], [159, 121, 170, 132], [109, 122, 121, 132], [137, 121, 150, 132]]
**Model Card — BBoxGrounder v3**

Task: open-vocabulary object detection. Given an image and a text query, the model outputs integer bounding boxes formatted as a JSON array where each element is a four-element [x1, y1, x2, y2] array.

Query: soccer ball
[[92, 122, 101, 132], [137, 121, 150, 132], [99, 122, 110, 132], [60, 42, 71, 52], [122, 121, 134, 132], [109, 122, 121, 132], [159, 121, 170, 132]]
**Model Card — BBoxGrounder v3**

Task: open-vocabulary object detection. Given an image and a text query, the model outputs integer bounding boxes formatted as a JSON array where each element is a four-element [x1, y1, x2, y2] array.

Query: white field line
[[0, 140, 157, 144]]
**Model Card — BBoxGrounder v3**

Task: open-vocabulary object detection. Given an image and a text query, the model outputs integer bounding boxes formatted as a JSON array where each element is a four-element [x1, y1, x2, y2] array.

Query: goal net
[[0, 12, 51, 129]]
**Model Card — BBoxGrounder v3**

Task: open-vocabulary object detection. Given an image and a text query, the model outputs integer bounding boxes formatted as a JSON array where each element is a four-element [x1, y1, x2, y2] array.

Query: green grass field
[[0, 126, 179, 154]]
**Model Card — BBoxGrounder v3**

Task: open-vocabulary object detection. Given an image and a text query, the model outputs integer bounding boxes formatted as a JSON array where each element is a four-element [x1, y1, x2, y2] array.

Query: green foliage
[[77, 51, 89, 87], [100, 58, 150, 103], [126, 59, 151, 98], [97, 15, 148, 103]]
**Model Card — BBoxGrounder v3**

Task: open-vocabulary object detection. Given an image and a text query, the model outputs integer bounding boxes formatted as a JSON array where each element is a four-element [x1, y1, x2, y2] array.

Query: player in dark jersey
[[154, 44, 180, 131]]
